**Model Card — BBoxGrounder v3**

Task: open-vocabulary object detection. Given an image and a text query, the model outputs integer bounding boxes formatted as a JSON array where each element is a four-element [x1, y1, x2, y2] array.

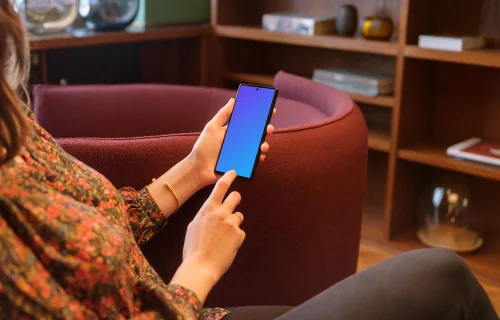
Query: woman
[[0, 1, 498, 319]]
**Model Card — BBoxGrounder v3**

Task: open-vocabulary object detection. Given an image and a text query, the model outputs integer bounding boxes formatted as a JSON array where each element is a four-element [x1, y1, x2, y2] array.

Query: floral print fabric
[[0, 113, 229, 319]]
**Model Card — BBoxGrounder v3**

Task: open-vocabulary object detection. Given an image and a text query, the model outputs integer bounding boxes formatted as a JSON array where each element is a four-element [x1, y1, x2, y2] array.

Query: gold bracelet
[[152, 178, 179, 213]]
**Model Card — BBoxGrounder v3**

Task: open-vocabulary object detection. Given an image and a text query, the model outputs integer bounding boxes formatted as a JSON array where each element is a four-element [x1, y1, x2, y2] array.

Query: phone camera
[[256, 88, 259, 90]]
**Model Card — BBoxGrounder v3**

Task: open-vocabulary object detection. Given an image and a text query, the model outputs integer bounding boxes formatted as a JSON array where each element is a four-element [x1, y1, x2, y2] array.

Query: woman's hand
[[188, 98, 276, 188], [148, 99, 275, 219], [170, 170, 244, 303]]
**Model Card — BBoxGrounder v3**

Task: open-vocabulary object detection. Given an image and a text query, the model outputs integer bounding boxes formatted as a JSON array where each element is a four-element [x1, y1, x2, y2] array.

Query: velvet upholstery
[[33, 71, 368, 308]]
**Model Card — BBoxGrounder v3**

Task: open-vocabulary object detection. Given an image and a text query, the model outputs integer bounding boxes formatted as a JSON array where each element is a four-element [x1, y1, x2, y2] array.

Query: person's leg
[[224, 306, 292, 320], [273, 248, 498, 320]]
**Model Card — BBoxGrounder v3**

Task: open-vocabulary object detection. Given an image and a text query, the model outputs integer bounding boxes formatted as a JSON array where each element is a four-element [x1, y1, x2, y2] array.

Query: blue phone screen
[[215, 85, 277, 179]]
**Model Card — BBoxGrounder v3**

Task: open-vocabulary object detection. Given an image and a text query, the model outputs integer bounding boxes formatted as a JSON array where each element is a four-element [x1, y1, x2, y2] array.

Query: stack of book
[[312, 68, 394, 97], [417, 34, 485, 52]]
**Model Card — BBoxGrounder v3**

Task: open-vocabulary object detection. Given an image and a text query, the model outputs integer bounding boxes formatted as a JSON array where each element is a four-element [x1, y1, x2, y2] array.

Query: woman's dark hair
[[0, 0, 30, 164]]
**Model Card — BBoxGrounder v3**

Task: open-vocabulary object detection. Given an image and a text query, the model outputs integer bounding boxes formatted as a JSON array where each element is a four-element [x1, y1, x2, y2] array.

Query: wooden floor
[[358, 239, 500, 315]]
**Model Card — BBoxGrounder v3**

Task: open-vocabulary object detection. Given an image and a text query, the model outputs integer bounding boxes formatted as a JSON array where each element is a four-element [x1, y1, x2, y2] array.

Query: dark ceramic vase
[[79, 0, 140, 31], [336, 4, 358, 36]]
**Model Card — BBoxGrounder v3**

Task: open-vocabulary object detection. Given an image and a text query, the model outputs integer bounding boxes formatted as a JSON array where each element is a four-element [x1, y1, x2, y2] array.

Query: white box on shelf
[[262, 12, 336, 36]]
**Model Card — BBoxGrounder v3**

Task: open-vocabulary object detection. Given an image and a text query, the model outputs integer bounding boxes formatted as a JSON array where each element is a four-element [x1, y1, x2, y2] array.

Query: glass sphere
[[17, 0, 80, 34], [417, 174, 483, 253], [79, 0, 139, 31]]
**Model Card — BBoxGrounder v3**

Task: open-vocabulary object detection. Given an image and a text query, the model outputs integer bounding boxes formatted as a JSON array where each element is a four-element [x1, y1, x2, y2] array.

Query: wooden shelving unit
[[211, 0, 500, 286], [405, 45, 500, 69], [29, 25, 211, 51], [215, 25, 399, 56]]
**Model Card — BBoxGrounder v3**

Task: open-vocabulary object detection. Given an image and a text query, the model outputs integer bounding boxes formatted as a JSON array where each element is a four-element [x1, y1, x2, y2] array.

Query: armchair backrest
[[33, 84, 231, 138]]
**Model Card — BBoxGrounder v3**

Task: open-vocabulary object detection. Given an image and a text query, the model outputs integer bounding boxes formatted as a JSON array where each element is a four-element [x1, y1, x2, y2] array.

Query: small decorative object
[[79, 0, 140, 31], [312, 68, 394, 97], [417, 174, 483, 253], [17, 0, 80, 34], [418, 34, 485, 52], [447, 137, 500, 167], [262, 12, 336, 36], [361, 15, 394, 41], [336, 4, 358, 36], [133, 0, 210, 27]]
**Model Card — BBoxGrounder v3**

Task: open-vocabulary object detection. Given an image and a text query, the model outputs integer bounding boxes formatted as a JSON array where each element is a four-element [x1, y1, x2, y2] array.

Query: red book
[[447, 137, 500, 167]]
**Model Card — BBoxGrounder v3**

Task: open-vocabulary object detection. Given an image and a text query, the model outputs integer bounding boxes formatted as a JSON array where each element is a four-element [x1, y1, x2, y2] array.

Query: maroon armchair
[[33, 71, 368, 308]]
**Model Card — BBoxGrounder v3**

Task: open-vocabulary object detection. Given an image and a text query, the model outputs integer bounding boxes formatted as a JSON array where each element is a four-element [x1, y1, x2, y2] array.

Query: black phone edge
[[214, 83, 279, 181]]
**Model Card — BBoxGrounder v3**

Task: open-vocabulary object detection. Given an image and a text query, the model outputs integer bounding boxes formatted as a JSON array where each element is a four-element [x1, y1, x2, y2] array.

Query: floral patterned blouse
[[0, 113, 229, 320]]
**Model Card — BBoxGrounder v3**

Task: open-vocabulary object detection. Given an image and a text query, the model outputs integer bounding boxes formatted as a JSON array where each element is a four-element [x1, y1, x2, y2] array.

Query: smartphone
[[215, 84, 279, 181]]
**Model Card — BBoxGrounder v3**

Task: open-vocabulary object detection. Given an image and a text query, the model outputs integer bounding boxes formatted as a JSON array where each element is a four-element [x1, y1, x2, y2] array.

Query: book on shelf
[[313, 77, 393, 96], [312, 68, 394, 96], [418, 34, 485, 52], [447, 137, 500, 167], [313, 68, 394, 89], [262, 12, 336, 36]]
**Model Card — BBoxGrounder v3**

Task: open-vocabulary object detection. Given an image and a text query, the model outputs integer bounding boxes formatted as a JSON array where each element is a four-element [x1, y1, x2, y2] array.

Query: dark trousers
[[226, 248, 499, 320]]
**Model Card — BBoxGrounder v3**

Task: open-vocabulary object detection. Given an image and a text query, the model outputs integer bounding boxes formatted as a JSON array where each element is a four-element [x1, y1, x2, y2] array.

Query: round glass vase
[[17, 0, 80, 35], [417, 174, 483, 253], [79, 0, 140, 32]]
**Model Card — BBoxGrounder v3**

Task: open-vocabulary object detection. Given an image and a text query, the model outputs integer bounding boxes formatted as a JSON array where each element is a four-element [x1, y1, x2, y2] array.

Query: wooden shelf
[[347, 93, 395, 108], [368, 130, 391, 153], [398, 144, 500, 182], [405, 45, 500, 68], [215, 25, 399, 56], [29, 25, 211, 51], [223, 72, 395, 108], [224, 72, 274, 86]]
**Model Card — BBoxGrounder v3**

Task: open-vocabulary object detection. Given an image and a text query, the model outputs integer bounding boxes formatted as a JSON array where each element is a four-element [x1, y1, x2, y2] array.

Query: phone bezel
[[214, 83, 279, 181]]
